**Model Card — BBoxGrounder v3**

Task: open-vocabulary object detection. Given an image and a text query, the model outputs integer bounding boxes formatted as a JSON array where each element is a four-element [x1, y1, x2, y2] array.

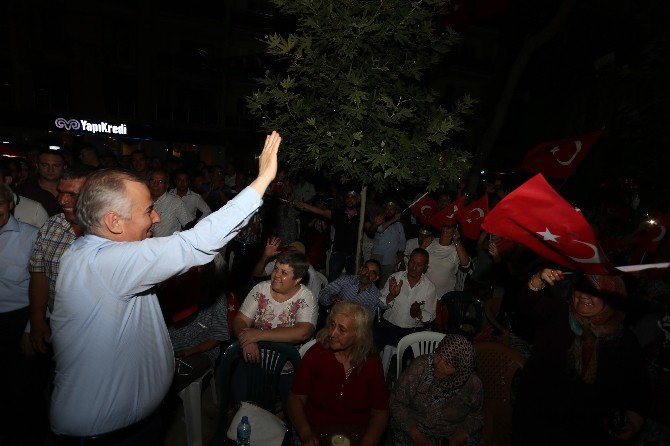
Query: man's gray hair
[[75, 169, 143, 235], [0, 182, 14, 203]]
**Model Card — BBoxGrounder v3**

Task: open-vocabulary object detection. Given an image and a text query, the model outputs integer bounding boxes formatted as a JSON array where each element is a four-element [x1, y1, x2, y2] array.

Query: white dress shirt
[[168, 188, 211, 221], [50, 187, 261, 436], [379, 270, 437, 328]]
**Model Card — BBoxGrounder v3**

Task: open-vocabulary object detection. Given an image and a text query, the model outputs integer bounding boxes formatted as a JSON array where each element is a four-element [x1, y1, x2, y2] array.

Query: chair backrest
[[483, 295, 510, 345], [213, 340, 301, 444], [396, 331, 446, 378], [441, 291, 483, 336], [474, 341, 526, 446], [298, 339, 317, 357]]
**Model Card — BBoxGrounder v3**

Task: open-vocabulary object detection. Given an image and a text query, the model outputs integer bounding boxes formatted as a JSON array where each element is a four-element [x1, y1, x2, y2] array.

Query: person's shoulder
[[16, 218, 39, 236], [297, 284, 317, 301]]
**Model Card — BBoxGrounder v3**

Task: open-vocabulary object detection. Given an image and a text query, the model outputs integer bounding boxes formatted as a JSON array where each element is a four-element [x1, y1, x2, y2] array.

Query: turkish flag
[[410, 194, 438, 226], [519, 130, 603, 179], [430, 195, 466, 230], [456, 194, 489, 240], [630, 213, 670, 262], [481, 174, 619, 274]]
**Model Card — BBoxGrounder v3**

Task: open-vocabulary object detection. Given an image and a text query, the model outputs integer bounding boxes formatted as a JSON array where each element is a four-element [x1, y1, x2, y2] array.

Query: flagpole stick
[[401, 192, 429, 214]]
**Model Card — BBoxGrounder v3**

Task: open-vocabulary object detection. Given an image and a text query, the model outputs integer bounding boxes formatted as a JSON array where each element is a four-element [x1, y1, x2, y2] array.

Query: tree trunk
[[355, 186, 368, 271], [467, 0, 578, 194]]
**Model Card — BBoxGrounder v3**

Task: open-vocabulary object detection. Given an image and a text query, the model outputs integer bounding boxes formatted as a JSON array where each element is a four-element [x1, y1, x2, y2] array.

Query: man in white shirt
[[149, 169, 192, 237], [168, 170, 211, 222], [0, 161, 48, 228], [375, 248, 436, 347]]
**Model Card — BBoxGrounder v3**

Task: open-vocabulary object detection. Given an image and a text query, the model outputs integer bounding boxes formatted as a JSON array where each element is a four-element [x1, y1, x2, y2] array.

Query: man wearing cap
[[401, 226, 436, 265], [294, 189, 363, 281], [366, 200, 406, 287], [252, 236, 322, 300], [400, 222, 471, 299]]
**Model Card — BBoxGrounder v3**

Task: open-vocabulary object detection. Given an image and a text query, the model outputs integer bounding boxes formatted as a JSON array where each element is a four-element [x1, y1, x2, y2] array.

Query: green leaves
[[247, 0, 473, 191]]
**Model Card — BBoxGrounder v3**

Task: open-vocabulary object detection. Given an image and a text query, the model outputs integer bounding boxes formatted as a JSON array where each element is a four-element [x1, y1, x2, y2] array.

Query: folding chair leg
[[178, 380, 203, 446]]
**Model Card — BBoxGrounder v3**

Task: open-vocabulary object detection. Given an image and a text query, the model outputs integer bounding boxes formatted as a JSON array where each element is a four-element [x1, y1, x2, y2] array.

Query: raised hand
[[250, 131, 281, 196], [410, 301, 424, 319], [263, 236, 282, 258], [389, 277, 403, 297]]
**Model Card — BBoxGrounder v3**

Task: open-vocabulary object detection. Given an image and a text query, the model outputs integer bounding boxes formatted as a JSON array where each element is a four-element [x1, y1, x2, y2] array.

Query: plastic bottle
[[236, 415, 251, 446]]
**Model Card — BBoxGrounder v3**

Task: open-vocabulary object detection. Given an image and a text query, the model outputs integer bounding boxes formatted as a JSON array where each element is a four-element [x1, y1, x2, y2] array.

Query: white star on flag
[[537, 228, 560, 242], [228, 304, 236, 312]]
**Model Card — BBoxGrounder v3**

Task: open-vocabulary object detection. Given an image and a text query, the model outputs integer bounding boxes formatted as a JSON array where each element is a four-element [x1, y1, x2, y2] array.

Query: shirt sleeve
[[176, 200, 192, 226], [420, 282, 437, 323], [29, 225, 47, 273], [295, 288, 318, 327], [196, 195, 212, 220], [96, 187, 262, 297], [318, 276, 343, 306], [378, 275, 391, 309], [396, 224, 406, 253], [239, 283, 262, 320], [208, 296, 230, 341]]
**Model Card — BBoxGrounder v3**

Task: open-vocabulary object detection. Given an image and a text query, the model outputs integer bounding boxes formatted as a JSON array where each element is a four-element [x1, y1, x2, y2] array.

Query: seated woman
[[390, 334, 484, 446], [288, 302, 389, 446], [232, 250, 318, 402], [513, 269, 650, 445]]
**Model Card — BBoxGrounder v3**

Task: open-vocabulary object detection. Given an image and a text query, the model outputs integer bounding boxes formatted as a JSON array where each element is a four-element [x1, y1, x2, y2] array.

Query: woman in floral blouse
[[232, 250, 318, 402]]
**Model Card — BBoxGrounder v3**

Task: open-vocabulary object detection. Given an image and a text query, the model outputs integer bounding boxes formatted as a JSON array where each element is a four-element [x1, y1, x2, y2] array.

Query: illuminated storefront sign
[[54, 117, 127, 135]]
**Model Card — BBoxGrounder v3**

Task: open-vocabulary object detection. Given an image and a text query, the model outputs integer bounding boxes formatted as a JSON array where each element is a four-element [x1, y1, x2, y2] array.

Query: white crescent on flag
[[446, 205, 459, 219], [420, 205, 432, 217], [566, 240, 604, 264], [470, 208, 485, 219], [652, 225, 667, 243], [550, 141, 582, 166]]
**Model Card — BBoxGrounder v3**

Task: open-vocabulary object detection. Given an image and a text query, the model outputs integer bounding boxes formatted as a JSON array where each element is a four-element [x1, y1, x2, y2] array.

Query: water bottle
[[236, 415, 251, 446]]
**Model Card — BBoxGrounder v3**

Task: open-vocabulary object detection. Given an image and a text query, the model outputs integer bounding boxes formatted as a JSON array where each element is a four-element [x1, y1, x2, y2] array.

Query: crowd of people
[[1, 136, 669, 446]]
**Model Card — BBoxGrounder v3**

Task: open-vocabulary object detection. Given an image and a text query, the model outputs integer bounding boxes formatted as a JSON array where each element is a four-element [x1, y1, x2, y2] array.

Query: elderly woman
[[513, 269, 651, 445], [288, 302, 389, 446], [232, 251, 318, 402], [390, 334, 484, 446]]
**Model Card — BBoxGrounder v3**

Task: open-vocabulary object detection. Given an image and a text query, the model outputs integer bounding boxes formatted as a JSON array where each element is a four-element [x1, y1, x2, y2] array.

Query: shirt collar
[[0, 214, 20, 234]]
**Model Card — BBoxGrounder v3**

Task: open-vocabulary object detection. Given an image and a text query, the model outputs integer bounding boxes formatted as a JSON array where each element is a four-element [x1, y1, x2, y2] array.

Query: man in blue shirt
[[0, 182, 39, 440], [49, 132, 281, 443], [318, 259, 382, 320], [366, 201, 406, 287]]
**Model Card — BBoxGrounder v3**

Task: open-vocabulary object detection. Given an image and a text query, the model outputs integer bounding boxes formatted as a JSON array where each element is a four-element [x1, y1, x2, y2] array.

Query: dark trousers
[[0, 306, 51, 442], [328, 251, 355, 281], [374, 318, 424, 348]]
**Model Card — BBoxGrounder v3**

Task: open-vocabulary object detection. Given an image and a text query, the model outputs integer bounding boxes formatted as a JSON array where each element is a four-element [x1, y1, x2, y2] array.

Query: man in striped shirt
[[318, 259, 382, 320]]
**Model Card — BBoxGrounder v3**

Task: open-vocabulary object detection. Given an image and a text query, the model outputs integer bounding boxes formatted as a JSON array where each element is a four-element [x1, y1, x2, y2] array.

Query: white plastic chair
[[396, 331, 445, 378], [298, 338, 317, 357], [177, 366, 217, 446]]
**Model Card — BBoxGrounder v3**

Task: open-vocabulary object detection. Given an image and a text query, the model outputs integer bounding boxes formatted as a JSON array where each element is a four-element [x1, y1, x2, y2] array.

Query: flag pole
[[401, 192, 429, 214]]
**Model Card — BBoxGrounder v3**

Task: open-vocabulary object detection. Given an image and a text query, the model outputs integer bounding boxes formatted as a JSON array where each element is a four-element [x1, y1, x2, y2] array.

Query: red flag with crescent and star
[[456, 194, 489, 240], [519, 130, 603, 179], [429, 195, 466, 230], [481, 174, 620, 275], [410, 194, 438, 226]]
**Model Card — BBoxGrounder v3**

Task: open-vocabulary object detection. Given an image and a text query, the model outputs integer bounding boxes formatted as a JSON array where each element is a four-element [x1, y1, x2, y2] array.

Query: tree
[[247, 0, 475, 192]]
